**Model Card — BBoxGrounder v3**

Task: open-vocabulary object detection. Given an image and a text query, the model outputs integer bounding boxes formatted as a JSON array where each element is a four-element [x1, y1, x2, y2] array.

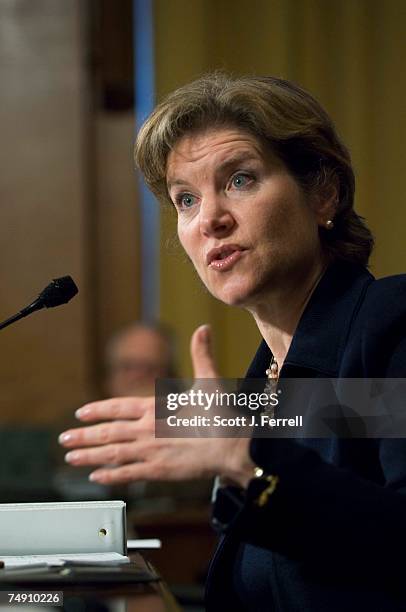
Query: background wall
[[0, 0, 139, 425], [0, 0, 91, 424]]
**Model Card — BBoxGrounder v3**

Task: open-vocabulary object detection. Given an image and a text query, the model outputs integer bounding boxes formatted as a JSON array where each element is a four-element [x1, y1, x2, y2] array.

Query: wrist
[[220, 438, 257, 488]]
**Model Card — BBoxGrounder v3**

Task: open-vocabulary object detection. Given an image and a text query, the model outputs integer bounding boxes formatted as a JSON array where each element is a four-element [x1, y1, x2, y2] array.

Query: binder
[[0, 502, 160, 586], [0, 501, 126, 556]]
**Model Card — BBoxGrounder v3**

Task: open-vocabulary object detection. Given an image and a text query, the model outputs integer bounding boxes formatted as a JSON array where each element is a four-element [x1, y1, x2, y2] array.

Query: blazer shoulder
[[355, 273, 406, 376], [361, 273, 406, 316], [370, 273, 406, 290]]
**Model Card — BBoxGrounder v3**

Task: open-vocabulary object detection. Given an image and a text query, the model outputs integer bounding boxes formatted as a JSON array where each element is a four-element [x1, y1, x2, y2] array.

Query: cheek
[[177, 224, 200, 267], [177, 224, 189, 257], [274, 189, 316, 233]]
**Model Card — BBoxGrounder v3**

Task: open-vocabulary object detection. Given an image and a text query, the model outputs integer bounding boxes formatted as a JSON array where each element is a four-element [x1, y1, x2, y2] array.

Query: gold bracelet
[[252, 466, 279, 507]]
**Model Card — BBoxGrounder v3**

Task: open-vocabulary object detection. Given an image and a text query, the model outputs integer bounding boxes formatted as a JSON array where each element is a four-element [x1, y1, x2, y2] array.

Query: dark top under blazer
[[205, 260, 406, 611]]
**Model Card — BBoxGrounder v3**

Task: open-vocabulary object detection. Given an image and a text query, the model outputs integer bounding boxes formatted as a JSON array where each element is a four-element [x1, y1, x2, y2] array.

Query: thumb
[[190, 324, 219, 379]]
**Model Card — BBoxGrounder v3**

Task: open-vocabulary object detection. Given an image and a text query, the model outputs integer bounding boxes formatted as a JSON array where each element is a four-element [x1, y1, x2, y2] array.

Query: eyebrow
[[166, 151, 262, 190]]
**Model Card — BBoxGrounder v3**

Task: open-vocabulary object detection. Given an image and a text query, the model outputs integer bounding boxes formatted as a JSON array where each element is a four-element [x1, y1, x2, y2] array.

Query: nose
[[199, 195, 235, 237]]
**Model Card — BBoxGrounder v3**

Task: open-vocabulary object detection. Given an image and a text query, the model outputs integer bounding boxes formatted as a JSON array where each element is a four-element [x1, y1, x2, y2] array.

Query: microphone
[[0, 276, 79, 331]]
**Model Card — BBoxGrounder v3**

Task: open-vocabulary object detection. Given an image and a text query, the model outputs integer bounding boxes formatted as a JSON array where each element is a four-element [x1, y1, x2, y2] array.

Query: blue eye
[[231, 173, 253, 189], [177, 193, 197, 209]]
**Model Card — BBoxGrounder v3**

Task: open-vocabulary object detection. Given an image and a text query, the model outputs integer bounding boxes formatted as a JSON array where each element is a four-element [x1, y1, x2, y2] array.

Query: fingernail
[[59, 432, 73, 444], [75, 407, 90, 419], [200, 324, 210, 341], [65, 451, 79, 464], [89, 472, 102, 482]]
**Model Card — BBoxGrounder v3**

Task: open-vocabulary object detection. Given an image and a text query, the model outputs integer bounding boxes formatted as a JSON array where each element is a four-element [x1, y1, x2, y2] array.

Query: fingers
[[89, 463, 153, 485], [67, 439, 187, 485], [85, 439, 210, 485], [59, 396, 154, 447], [59, 417, 153, 448], [190, 324, 218, 378], [65, 440, 142, 467], [74, 396, 153, 422]]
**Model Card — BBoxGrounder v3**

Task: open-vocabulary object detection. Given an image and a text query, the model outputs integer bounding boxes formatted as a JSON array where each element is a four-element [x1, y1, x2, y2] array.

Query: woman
[[59, 74, 406, 610]]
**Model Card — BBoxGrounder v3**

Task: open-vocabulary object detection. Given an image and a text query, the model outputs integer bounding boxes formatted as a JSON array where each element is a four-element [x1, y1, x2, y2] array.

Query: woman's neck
[[249, 261, 327, 368]]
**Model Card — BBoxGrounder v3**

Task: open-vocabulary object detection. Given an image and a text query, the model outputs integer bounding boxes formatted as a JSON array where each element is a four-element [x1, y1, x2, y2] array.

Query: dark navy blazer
[[206, 261, 406, 611]]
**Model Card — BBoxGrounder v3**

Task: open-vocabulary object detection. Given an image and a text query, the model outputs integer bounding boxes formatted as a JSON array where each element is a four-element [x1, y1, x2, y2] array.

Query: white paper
[[1, 552, 129, 570], [127, 539, 162, 550]]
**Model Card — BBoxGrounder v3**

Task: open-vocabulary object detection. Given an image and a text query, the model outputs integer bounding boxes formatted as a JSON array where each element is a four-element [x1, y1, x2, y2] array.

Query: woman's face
[[166, 127, 327, 309]]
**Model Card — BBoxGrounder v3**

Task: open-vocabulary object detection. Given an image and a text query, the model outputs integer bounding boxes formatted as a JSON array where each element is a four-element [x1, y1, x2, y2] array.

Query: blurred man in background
[[104, 322, 177, 398]]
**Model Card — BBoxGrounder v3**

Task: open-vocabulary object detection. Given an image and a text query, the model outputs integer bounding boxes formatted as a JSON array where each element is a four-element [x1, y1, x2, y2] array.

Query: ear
[[310, 184, 339, 229]]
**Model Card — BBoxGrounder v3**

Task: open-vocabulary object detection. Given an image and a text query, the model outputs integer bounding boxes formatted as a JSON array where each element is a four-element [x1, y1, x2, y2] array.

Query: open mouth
[[217, 248, 236, 260], [207, 246, 245, 271]]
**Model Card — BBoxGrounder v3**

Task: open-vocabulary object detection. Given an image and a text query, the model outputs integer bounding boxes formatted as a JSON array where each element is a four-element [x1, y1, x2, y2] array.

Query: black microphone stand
[[0, 301, 42, 331]]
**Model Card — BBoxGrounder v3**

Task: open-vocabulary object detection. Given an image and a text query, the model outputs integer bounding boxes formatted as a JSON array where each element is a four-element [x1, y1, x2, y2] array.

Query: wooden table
[[0, 553, 180, 612]]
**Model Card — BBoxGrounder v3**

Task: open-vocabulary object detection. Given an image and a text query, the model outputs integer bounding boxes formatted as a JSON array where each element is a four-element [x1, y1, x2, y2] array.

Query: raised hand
[[59, 325, 254, 487]]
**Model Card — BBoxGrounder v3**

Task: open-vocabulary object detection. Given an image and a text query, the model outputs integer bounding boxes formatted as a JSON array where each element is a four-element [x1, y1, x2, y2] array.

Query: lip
[[206, 244, 246, 271]]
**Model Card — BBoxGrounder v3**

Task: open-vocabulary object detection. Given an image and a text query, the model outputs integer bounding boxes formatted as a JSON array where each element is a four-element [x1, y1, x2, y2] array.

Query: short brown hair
[[135, 73, 373, 266]]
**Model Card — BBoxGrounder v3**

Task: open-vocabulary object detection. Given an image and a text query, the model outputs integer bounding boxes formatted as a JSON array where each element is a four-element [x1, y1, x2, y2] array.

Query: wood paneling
[[0, 0, 140, 425]]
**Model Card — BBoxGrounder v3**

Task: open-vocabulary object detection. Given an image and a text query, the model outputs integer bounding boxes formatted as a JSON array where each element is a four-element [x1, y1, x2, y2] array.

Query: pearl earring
[[326, 220, 334, 230]]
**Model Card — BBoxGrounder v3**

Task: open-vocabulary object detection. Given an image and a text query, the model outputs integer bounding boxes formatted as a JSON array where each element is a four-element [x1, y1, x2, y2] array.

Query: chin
[[211, 283, 256, 308]]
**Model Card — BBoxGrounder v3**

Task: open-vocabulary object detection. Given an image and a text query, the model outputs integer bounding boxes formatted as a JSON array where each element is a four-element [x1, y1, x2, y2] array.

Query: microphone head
[[39, 276, 79, 308]]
